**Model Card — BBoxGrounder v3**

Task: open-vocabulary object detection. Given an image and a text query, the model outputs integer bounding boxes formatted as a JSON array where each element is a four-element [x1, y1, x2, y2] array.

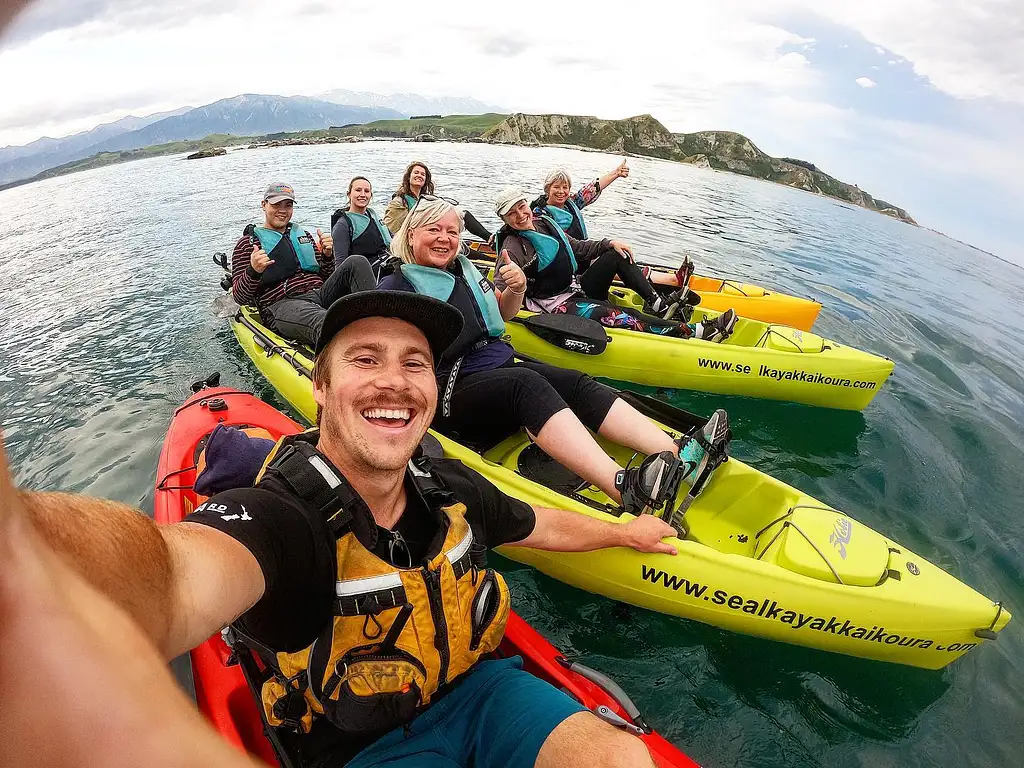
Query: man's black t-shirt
[[188, 457, 535, 653]]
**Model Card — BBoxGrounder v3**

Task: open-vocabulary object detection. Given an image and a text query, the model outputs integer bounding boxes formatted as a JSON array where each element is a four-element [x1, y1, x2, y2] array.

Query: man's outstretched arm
[[0, 439, 258, 767], [18, 491, 266, 659]]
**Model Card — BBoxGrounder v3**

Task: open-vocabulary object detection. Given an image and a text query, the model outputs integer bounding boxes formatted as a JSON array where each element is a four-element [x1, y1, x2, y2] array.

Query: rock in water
[[186, 148, 227, 160]]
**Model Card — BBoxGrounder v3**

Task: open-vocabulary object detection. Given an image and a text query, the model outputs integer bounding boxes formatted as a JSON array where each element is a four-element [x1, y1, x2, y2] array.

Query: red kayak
[[155, 380, 699, 768]]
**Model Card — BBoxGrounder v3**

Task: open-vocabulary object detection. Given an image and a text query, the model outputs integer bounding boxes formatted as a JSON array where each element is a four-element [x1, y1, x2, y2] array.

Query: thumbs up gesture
[[616, 159, 630, 179], [317, 228, 333, 255], [497, 249, 526, 295]]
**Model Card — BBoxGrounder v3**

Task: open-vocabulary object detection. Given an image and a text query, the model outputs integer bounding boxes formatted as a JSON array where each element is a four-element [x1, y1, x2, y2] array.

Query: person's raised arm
[[509, 504, 679, 555], [231, 236, 268, 305], [598, 159, 630, 191], [494, 249, 527, 320], [0, 439, 259, 768]]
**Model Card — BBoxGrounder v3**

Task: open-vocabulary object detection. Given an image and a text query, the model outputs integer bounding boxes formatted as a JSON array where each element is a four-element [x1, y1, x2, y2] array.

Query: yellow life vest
[[248, 432, 511, 736]]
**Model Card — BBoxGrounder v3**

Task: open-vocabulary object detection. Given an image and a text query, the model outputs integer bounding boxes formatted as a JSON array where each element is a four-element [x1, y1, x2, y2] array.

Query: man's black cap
[[315, 290, 464, 361]]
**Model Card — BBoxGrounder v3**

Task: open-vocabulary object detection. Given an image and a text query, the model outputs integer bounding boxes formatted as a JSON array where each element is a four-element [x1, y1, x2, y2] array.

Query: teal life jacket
[[249, 223, 320, 291], [330, 207, 392, 275], [545, 199, 587, 239], [495, 215, 578, 300], [345, 209, 392, 248], [397, 254, 505, 369], [404, 194, 418, 211]]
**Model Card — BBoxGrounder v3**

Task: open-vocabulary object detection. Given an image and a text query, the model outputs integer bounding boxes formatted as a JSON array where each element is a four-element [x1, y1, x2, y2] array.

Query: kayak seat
[[754, 506, 890, 587], [756, 326, 825, 354]]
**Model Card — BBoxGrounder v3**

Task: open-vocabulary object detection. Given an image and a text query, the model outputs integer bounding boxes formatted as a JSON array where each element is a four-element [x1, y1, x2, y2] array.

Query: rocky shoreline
[[239, 112, 915, 225]]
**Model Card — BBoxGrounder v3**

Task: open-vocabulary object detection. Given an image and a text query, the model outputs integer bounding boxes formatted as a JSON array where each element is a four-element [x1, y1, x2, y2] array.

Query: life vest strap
[[266, 443, 354, 533]]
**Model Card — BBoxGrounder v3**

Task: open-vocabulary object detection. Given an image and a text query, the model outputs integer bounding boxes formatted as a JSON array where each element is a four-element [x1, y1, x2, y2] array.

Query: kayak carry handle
[[976, 603, 1004, 640], [556, 656, 651, 734], [190, 372, 221, 393]]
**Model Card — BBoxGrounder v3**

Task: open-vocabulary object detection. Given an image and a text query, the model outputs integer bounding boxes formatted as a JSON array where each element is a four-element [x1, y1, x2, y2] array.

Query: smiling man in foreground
[[1, 290, 677, 768]]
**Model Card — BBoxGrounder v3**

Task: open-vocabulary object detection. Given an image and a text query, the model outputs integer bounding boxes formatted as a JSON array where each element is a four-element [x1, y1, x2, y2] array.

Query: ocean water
[[1, 141, 1021, 767]]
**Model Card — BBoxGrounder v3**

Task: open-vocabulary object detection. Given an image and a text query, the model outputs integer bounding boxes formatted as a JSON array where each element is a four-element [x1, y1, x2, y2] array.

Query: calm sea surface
[[1, 141, 1021, 767]]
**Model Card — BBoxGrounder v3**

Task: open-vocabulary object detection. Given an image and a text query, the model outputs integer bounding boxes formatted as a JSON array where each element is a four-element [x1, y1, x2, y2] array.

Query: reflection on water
[[1, 141, 1022, 767]]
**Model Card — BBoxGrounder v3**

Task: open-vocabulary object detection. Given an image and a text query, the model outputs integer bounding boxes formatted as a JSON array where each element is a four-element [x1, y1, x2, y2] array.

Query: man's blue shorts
[[346, 656, 586, 768]]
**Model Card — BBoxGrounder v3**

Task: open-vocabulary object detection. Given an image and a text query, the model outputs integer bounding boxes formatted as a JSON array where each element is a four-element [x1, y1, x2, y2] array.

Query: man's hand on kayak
[[620, 514, 679, 555], [512, 504, 678, 555]]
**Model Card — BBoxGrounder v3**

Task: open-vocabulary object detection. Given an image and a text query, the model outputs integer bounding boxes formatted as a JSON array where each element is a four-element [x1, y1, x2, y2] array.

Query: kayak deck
[[503, 288, 893, 410]]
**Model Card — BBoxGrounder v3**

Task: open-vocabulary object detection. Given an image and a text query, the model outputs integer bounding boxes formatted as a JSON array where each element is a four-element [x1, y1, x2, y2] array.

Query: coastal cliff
[[482, 113, 916, 225]]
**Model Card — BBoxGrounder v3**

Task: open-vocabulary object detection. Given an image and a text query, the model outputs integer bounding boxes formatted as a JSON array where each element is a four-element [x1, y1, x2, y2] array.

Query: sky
[[0, 0, 1022, 262]]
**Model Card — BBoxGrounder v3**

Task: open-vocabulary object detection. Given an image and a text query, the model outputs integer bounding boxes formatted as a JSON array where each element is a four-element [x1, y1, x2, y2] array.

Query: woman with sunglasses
[[330, 176, 393, 280], [383, 160, 493, 243], [377, 197, 731, 515]]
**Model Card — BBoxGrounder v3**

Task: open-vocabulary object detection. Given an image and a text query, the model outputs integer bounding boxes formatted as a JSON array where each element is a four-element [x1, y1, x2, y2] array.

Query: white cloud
[[0, 0, 821, 146], [804, 1, 1024, 103], [856, 77, 877, 88], [0, 0, 1021, 260]]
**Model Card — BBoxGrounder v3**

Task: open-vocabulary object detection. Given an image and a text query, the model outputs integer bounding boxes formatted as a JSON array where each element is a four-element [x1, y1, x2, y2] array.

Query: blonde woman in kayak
[[531, 160, 630, 240], [379, 197, 731, 513], [495, 188, 737, 341], [383, 159, 493, 241]]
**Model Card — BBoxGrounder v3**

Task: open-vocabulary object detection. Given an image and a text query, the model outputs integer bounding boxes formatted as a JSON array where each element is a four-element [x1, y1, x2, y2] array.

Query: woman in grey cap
[[493, 187, 737, 342]]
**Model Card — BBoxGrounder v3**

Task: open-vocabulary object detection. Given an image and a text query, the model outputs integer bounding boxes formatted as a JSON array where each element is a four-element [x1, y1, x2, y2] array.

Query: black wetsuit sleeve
[[331, 215, 352, 262], [566, 232, 612, 271], [434, 460, 536, 547], [463, 210, 492, 241], [187, 487, 336, 651]]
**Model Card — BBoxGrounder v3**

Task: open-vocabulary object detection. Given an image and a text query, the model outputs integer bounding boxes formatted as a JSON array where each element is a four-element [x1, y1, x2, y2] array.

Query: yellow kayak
[[466, 240, 822, 331], [502, 291, 893, 410], [229, 305, 1009, 669]]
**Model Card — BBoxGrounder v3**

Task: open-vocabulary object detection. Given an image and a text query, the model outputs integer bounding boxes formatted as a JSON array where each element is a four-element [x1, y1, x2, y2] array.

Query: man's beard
[[320, 402, 419, 473]]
